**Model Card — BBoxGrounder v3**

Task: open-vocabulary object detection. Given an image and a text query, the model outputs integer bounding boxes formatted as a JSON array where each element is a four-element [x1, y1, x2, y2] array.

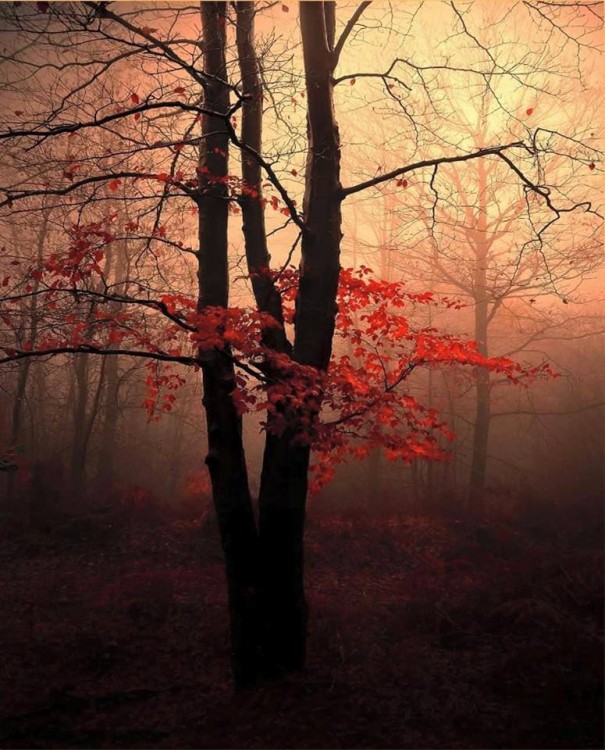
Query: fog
[[0, 2, 602, 748]]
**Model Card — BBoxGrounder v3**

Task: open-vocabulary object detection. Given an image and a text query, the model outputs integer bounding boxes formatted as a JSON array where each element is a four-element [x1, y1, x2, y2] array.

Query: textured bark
[[257, 0, 343, 675], [197, 1, 260, 689]]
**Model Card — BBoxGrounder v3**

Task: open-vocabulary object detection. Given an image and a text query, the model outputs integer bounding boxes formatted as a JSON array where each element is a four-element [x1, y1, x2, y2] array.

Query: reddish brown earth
[[1, 500, 602, 749]]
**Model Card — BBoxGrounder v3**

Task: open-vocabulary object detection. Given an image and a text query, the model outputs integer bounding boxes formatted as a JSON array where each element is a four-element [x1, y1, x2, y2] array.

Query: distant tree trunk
[[70, 354, 106, 501], [469, 304, 490, 511], [257, 0, 342, 676], [97, 352, 119, 492], [7, 213, 49, 506], [468, 160, 490, 511], [70, 352, 90, 498], [197, 0, 260, 689], [97, 231, 129, 494]]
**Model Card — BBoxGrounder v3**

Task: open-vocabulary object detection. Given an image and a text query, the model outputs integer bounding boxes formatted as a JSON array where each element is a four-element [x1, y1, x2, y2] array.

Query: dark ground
[[0, 494, 603, 749]]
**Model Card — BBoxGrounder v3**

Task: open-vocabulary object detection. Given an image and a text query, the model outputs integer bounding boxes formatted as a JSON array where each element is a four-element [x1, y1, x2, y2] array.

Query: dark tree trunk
[[235, 0, 291, 355], [257, 0, 343, 676], [197, 0, 260, 689]]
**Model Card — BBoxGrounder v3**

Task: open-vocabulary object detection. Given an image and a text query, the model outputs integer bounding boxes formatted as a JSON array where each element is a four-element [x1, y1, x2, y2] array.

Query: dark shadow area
[[1, 487, 602, 749]]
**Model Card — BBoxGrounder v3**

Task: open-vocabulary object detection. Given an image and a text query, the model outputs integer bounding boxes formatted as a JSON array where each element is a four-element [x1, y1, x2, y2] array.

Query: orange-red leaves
[[130, 92, 140, 105], [109, 178, 122, 192]]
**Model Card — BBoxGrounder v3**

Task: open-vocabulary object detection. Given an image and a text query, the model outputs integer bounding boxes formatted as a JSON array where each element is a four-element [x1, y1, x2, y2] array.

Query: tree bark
[[257, 0, 343, 675], [235, 0, 291, 355], [197, 0, 260, 689]]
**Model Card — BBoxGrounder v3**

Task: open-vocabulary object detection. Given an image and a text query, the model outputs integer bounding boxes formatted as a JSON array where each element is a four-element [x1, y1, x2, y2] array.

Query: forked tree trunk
[[197, 0, 260, 689], [257, 0, 343, 675], [200, 0, 343, 684]]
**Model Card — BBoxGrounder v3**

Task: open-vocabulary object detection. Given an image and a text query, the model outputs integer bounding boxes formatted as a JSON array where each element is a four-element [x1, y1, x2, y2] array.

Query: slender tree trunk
[[197, 0, 260, 689], [468, 160, 491, 511], [97, 230, 129, 494], [257, 0, 343, 675], [235, 1, 290, 354], [469, 305, 490, 511], [70, 352, 90, 498], [97, 352, 119, 492], [7, 213, 49, 506]]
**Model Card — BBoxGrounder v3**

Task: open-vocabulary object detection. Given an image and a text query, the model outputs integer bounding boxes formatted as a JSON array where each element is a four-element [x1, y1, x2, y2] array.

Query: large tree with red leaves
[[0, 1, 599, 687]]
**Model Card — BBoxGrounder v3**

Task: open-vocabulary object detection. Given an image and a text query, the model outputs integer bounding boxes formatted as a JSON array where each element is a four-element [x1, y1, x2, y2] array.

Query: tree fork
[[257, 0, 343, 676]]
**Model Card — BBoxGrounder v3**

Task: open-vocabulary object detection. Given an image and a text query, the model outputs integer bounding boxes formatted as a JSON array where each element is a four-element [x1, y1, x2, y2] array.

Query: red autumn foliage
[[0, 217, 556, 495]]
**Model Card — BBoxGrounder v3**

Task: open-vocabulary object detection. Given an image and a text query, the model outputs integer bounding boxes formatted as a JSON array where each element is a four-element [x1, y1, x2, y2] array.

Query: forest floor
[[0, 495, 603, 749]]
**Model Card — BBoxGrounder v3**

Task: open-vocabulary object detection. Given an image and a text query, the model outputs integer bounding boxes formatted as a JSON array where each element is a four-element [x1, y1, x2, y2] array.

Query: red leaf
[[281, 3, 289, 11], [526, 107, 534, 116], [109, 178, 122, 192], [174, 86, 186, 95], [141, 26, 158, 34], [14, 110, 23, 116], [291, 168, 298, 177], [134, 112, 141, 121], [350, 77, 356, 86], [174, 142, 185, 152], [589, 162, 596, 171], [36, 2, 49, 12], [130, 92, 140, 105]]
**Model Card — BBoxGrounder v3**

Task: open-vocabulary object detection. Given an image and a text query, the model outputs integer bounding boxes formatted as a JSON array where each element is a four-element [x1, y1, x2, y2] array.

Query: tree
[[0, 1, 600, 687], [338, 2, 603, 509]]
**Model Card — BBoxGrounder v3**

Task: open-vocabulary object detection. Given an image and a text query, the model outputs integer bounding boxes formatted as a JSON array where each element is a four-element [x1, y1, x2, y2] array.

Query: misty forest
[[0, 1, 603, 748]]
